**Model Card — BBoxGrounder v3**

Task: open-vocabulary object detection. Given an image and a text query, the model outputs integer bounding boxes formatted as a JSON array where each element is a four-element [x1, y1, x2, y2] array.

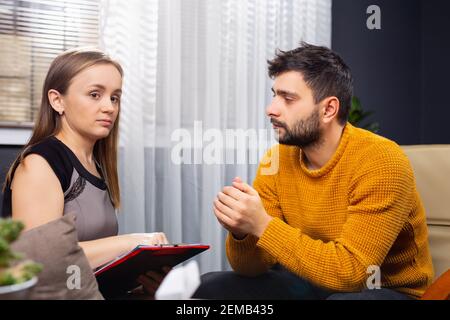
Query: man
[[194, 42, 433, 300]]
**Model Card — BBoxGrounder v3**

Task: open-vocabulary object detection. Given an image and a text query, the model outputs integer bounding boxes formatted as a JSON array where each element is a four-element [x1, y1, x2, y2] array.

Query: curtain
[[100, 0, 332, 273]]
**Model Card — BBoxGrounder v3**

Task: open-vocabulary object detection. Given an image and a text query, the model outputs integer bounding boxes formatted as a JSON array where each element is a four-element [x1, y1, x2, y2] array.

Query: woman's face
[[60, 63, 122, 141]]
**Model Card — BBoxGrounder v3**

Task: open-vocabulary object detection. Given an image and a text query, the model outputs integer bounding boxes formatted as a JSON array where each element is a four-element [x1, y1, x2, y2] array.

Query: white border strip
[[0, 128, 32, 145]]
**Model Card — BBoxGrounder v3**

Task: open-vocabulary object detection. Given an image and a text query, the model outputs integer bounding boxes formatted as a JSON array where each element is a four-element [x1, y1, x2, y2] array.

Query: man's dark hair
[[268, 42, 353, 125]]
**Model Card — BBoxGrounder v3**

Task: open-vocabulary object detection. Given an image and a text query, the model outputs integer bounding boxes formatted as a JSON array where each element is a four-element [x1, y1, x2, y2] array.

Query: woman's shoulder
[[26, 136, 67, 158], [21, 136, 74, 192]]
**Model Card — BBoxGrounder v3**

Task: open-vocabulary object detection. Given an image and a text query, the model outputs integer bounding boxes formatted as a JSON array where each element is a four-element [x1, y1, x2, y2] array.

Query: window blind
[[0, 0, 100, 126]]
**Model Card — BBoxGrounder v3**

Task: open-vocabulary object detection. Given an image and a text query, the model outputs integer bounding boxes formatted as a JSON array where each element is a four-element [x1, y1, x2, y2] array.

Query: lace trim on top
[[64, 175, 86, 203]]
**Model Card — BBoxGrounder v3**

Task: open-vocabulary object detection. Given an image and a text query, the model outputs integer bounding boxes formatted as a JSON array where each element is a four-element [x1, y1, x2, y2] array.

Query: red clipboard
[[94, 244, 210, 299]]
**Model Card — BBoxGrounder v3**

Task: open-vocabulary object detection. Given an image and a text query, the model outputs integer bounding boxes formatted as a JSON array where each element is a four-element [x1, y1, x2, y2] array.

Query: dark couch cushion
[[11, 214, 104, 299]]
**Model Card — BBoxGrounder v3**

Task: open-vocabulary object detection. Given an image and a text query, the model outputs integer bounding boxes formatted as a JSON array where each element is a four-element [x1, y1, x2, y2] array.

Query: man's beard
[[271, 109, 322, 148]]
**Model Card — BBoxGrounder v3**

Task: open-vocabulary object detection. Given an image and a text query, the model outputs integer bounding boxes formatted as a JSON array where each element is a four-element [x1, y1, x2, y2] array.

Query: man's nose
[[266, 98, 281, 118]]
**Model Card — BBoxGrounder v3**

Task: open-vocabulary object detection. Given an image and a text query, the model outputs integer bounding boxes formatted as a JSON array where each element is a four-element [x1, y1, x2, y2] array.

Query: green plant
[[348, 96, 379, 133], [0, 219, 42, 286]]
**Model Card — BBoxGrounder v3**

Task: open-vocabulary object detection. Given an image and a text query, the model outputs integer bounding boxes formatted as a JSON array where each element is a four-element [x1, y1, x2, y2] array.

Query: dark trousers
[[192, 266, 413, 300]]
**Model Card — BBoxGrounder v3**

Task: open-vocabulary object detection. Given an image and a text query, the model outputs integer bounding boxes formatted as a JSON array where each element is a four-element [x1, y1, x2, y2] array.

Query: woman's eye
[[90, 92, 100, 99], [111, 96, 120, 104]]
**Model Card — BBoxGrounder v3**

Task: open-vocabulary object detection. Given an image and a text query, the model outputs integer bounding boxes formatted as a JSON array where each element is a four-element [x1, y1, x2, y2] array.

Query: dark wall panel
[[0, 146, 21, 216], [420, 0, 450, 144], [332, 0, 421, 145]]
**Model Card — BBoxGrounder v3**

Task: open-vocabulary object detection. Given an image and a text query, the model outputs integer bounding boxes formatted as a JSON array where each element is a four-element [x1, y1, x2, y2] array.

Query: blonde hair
[[3, 48, 123, 208]]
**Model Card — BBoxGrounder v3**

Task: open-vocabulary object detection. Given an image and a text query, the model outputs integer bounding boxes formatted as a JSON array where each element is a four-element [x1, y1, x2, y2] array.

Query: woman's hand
[[126, 232, 169, 251], [136, 266, 172, 299]]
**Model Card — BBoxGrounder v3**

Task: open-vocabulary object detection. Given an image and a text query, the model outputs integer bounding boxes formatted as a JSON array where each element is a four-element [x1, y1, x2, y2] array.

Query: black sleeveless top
[[2, 137, 118, 241]]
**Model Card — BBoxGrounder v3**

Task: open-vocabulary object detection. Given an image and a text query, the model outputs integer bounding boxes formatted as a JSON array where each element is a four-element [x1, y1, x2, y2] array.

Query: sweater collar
[[295, 123, 353, 178]]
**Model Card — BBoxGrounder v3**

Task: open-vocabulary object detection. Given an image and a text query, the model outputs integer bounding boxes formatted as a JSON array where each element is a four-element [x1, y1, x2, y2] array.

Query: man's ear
[[321, 97, 340, 124], [48, 89, 65, 115]]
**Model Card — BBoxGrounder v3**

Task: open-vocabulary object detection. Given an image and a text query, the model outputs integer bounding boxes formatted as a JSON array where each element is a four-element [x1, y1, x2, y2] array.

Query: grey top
[[63, 166, 118, 241], [2, 136, 118, 241]]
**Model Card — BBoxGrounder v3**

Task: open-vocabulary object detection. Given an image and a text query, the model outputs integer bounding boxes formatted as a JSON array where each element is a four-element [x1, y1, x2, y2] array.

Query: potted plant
[[0, 219, 42, 299], [348, 96, 380, 133]]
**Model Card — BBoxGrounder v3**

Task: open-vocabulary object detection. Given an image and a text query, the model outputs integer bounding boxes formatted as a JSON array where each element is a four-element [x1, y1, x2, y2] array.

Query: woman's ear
[[322, 96, 340, 124], [48, 89, 65, 115]]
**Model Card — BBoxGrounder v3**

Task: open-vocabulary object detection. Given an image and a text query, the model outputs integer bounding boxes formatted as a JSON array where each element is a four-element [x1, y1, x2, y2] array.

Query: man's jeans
[[192, 265, 413, 300]]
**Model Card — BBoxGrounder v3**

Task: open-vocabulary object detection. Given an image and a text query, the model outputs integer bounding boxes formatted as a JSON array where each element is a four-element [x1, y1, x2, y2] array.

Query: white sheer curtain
[[100, 0, 331, 273]]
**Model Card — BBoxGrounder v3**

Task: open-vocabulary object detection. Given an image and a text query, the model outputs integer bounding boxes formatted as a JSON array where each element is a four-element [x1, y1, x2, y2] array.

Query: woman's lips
[[97, 119, 112, 126]]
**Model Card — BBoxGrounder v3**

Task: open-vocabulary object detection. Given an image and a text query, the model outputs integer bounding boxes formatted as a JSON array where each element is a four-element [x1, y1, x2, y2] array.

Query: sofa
[[402, 145, 450, 299]]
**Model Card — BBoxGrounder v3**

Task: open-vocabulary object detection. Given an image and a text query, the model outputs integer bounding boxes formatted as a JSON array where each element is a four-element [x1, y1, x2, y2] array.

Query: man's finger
[[162, 266, 172, 274], [233, 176, 243, 183], [213, 206, 235, 228], [222, 185, 245, 201], [137, 275, 159, 292], [217, 192, 240, 211], [214, 198, 237, 220], [145, 270, 165, 283], [232, 180, 258, 196], [215, 216, 227, 229]]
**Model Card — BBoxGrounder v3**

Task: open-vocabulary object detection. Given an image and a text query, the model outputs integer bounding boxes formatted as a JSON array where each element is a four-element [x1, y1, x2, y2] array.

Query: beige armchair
[[402, 145, 450, 299]]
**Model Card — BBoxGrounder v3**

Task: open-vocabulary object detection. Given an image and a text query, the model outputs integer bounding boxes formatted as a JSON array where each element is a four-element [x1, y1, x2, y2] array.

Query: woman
[[2, 48, 166, 298]]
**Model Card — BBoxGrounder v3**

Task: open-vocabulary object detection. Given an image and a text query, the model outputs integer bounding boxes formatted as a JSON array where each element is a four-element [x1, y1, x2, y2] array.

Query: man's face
[[266, 71, 323, 148]]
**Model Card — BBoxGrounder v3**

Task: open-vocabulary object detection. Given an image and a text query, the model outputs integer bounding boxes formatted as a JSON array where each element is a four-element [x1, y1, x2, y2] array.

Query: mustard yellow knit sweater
[[226, 123, 434, 298]]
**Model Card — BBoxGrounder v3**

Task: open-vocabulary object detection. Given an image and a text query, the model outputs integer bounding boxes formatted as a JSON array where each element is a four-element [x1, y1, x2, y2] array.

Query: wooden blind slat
[[0, 0, 100, 125]]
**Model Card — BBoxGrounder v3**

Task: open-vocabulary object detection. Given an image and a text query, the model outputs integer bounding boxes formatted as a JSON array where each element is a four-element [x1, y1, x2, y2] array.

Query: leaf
[[348, 96, 379, 133], [0, 218, 42, 286], [0, 219, 24, 243]]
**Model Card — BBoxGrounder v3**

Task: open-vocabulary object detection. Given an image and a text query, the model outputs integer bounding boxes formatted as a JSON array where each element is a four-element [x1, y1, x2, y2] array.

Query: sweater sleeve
[[256, 143, 416, 291], [226, 146, 282, 276]]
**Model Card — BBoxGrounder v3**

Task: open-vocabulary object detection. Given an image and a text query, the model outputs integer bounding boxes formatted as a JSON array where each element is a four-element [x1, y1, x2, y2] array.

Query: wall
[[332, 0, 450, 144], [0, 146, 21, 216], [420, 0, 450, 143]]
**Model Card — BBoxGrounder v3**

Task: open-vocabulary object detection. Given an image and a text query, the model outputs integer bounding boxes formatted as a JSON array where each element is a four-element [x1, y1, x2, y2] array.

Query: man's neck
[[302, 123, 345, 170]]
